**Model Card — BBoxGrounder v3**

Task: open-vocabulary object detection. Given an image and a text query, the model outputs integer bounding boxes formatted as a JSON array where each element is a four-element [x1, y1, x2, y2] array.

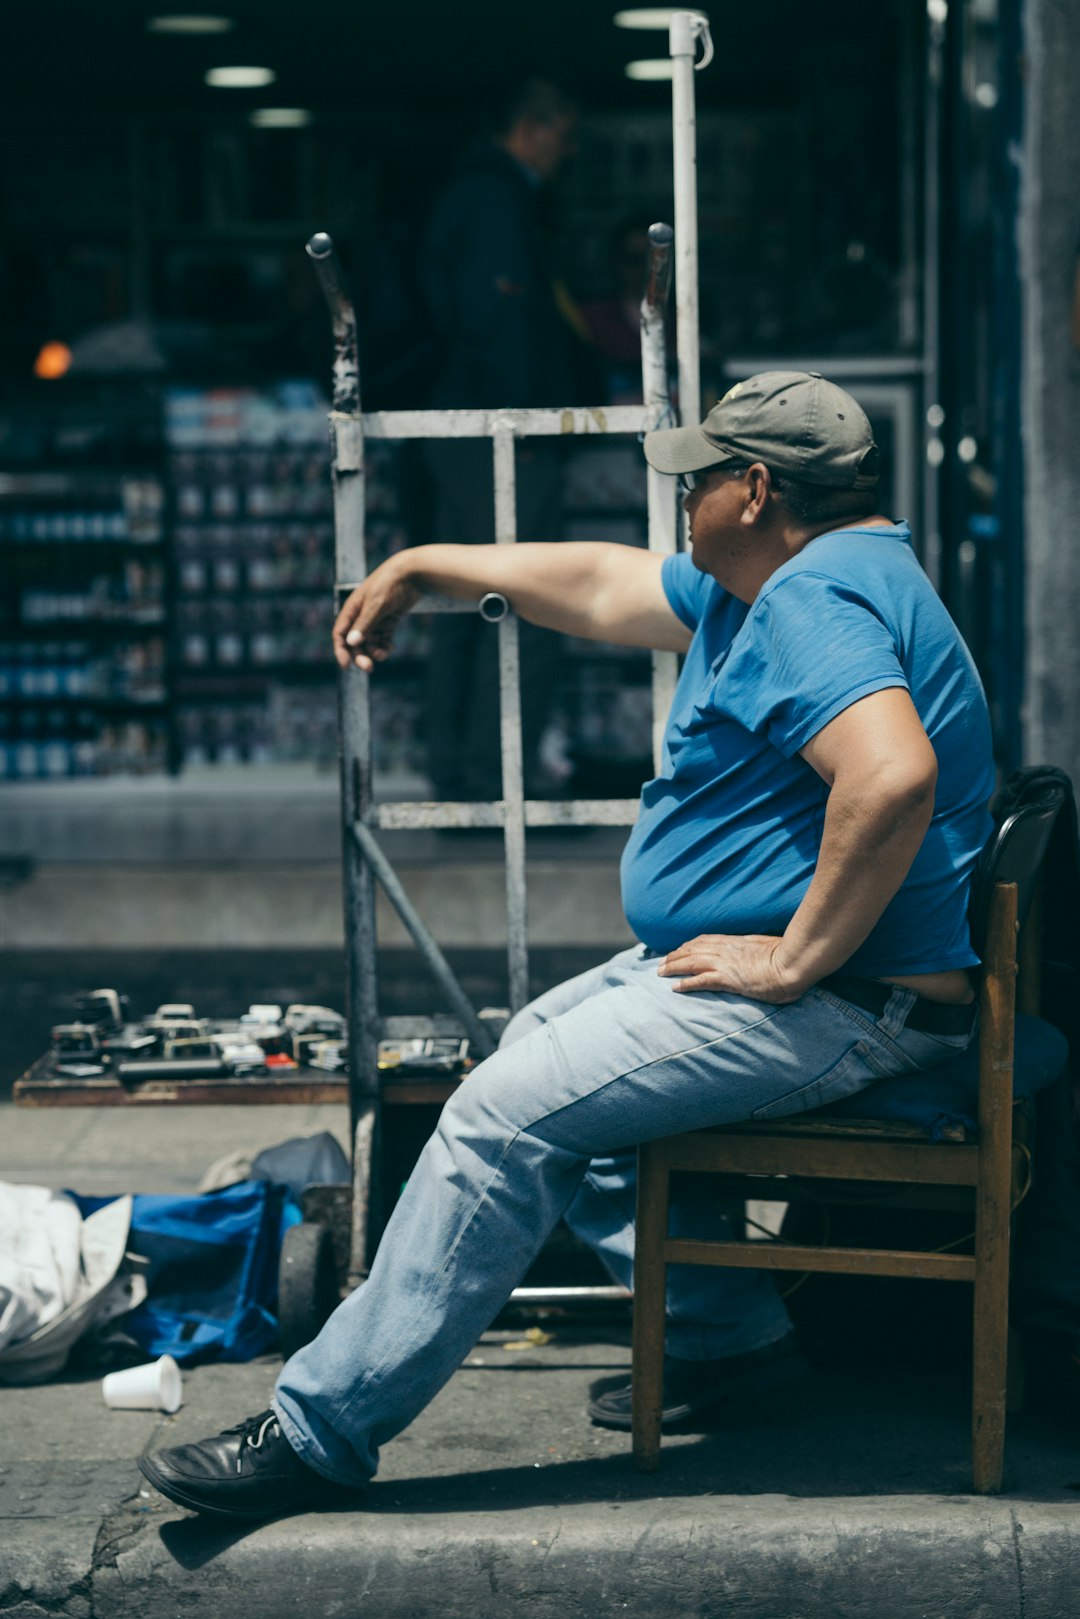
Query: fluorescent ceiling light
[[625, 58, 674, 80], [205, 65, 277, 88], [614, 8, 707, 27], [148, 14, 234, 32], [250, 108, 313, 128]]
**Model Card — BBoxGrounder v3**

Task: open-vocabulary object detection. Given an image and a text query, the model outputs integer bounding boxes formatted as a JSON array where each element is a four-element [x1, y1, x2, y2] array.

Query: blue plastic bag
[[74, 1181, 300, 1365]]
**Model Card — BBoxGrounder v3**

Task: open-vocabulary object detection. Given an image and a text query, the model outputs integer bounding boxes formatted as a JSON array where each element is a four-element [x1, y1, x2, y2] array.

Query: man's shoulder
[[759, 525, 920, 604]]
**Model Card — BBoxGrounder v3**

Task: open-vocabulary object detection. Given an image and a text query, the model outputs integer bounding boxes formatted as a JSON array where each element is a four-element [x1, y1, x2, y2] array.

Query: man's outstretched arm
[[332, 542, 692, 672]]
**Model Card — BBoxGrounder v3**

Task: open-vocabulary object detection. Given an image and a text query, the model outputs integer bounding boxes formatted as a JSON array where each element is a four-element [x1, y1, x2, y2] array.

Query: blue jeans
[[274, 945, 974, 1486]]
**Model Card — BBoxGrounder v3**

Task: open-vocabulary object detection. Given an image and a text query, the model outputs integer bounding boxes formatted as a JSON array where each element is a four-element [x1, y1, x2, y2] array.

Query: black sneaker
[[587, 1334, 810, 1432], [137, 1409, 357, 1521]]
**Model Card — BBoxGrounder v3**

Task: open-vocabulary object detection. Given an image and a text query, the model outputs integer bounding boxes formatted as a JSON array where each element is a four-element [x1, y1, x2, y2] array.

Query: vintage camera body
[[161, 1035, 223, 1062], [143, 1018, 204, 1044], [51, 1022, 102, 1058], [215, 1037, 268, 1074], [285, 1004, 346, 1038], [153, 1003, 197, 1022], [74, 988, 129, 1032]]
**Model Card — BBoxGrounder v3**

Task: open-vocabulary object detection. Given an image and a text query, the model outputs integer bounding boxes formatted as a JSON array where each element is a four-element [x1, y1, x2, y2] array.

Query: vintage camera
[[292, 1032, 320, 1065], [51, 1023, 102, 1059], [161, 1035, 223, 1062], [284, 1004, 346, 1038], [240, 1004, 283, 1025], [73, 988, 129, 1032], [377, 1036, 470, 1075], [100, 1029, 158, 1060], [309, 1038, 348, 1072], [216, 1037, 268, 1074], [143, 1018, 205, 1044]]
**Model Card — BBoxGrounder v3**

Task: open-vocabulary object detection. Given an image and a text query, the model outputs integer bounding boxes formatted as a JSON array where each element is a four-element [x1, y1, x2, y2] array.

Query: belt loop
[[881, 986, 917, 1038]]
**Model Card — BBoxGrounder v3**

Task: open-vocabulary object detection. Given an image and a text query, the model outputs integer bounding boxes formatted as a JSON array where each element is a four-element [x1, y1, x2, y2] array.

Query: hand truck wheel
[[278, 1220, 340, 1360]]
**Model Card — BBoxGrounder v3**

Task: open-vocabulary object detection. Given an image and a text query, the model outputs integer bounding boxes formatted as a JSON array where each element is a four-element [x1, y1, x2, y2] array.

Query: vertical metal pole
[[669, 11, 710, 430], [641, 222, 679, 775], [306, 233, 380, 1280], [492, 426, 530, 1015], [992, 0, 1026, 773], [897, 0, 921, 352], [923, 1, 947, 587]]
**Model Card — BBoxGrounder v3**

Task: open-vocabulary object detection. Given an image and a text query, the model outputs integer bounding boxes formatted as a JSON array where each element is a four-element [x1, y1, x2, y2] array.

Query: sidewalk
[[4, 1104, 1080, 1617]]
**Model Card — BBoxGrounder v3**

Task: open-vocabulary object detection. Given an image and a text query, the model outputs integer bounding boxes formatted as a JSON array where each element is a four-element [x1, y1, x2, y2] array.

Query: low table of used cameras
[[14, 987, 473, 1107]]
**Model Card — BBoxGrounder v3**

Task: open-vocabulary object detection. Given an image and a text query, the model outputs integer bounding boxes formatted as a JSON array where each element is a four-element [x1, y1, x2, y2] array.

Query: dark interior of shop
[[0, 0, 908, 400], [1, 1, 924, 788], [1, 0, 906, 380]]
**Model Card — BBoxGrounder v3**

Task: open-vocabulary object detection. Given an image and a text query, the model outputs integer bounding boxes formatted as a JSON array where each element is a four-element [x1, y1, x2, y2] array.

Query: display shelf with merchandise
[[1, 457, 172, 781], [165, 381, 334, 771], [164, 386, 430, 781]]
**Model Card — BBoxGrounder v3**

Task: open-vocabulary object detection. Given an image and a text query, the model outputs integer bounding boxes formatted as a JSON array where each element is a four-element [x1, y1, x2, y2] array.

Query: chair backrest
[[968, 782, 1066, 957]]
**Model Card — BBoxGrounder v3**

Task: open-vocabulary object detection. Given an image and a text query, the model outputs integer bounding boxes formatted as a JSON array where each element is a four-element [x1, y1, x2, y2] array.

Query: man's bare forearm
[[394, 541, 662, 645], [334, 539, 687, 671], [773, 773, 936, 994]]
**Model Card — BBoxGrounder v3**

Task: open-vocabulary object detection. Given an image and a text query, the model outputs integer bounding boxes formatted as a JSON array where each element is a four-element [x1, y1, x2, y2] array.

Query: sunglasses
[[678, 464, 747, 495]]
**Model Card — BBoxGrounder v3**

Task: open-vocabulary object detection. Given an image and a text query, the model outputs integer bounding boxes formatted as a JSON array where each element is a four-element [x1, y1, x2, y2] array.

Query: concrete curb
[[6, 1489, 1080, 1619]]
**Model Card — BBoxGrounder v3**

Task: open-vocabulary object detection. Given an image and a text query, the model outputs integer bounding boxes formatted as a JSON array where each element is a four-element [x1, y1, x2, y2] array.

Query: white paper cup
[[102, 1354, 183, 1413]]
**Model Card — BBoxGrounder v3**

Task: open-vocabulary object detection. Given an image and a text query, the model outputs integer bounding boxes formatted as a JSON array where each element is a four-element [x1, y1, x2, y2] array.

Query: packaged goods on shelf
[[1, 441, 170, 778], [166, 381, 344, 774], [0, 715, 167, 781]]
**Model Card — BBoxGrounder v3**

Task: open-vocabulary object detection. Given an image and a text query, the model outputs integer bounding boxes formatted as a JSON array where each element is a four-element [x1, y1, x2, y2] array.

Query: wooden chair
[[631, 783, 1067, 1492]]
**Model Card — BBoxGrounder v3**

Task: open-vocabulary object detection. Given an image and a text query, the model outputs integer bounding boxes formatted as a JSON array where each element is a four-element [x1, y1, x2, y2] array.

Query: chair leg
[[971, 881, 1017, 1494], [971, 1154, 1012, 1492], [632, 1143, 670, 1472], [971, 1259, 1009, 1490]]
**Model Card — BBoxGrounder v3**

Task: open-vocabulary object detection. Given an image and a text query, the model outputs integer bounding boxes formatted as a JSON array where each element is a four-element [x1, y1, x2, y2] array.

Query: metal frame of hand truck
[[306, 13, 714, 1300]]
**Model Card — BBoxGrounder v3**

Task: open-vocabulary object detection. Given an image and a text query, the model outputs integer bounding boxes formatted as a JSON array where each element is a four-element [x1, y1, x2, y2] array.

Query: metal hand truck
[[278, 12, 714, 1351]]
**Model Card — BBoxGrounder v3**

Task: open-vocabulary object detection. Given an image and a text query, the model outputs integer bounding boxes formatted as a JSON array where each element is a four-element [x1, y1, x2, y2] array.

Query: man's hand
[[332, 557, 421, 673], [657, 934, 801, 1004]]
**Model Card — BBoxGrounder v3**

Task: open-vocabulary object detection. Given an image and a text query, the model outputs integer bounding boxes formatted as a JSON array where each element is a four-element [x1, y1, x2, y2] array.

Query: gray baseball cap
[[643, 371, 880, 489]]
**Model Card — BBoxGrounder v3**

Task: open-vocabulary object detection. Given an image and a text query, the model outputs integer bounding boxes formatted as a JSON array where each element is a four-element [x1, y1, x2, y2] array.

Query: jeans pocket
[[751, 1041, 878, 1121], [892, 1022, 977, 1071]]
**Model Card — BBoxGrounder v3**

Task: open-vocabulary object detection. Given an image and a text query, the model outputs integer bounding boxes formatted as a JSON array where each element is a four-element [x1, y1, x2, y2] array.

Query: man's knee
[[436, 1060, 520, 1151], [435, 1037, 578, 1165]]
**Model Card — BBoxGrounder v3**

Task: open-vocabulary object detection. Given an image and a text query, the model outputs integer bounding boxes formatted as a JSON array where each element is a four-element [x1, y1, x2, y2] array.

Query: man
[[421, 79, 583, 800], [139, 372, 995, 1519]]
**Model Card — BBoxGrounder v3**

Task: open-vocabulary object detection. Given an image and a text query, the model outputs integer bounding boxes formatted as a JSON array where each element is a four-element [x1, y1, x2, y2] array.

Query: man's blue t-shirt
[[619, 523, 995, 976]]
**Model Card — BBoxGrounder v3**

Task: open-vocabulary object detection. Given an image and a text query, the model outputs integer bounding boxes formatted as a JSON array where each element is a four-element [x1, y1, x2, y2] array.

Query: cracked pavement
[[4, 1332, 1080, 1617]]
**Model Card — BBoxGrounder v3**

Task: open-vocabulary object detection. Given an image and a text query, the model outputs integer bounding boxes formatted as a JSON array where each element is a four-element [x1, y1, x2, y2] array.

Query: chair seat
[[716, 1113, 951, 1142], [689, 1016, 1065, 1146]]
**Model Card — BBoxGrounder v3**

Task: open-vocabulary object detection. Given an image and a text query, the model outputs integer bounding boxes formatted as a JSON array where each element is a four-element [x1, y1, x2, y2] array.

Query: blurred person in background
[[420, 79, 586, 802]]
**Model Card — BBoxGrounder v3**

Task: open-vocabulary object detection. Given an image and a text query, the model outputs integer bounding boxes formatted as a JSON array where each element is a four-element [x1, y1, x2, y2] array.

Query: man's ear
[[741, 463, 772, 525]]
